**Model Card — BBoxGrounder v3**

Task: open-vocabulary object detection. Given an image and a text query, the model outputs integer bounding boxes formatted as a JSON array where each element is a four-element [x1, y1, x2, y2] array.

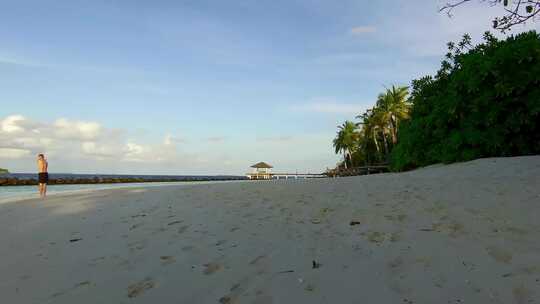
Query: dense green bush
[[391, 31, 540, 171]]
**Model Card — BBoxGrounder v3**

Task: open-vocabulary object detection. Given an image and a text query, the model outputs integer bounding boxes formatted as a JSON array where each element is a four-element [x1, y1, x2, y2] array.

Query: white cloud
[[0, 114, 191, 168], [350, 26, 377, 35], [0, 148, 31, 159], [124, 142, 146, 162], [0, 114, 338, 174], [163, 134, 185, 145], [81, 141, 117, 158], [122, 141, 181, 163], [54, 118, 101, 140], [1, 115, 26, 133], [164, 134, 174, 146], [13, 137, 54, 149]]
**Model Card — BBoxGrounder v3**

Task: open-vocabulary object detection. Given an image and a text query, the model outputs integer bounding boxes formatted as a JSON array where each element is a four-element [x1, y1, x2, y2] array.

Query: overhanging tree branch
[[440, 0, 540, 32]]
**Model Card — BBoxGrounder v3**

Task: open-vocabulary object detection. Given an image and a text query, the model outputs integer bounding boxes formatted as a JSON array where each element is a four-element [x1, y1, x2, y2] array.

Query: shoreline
[[0, 180, 251, 205]]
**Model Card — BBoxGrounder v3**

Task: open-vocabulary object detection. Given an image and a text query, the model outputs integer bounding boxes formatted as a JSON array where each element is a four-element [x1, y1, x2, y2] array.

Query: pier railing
[[245, 164, 389, 180], [245, 172, 326, 180]]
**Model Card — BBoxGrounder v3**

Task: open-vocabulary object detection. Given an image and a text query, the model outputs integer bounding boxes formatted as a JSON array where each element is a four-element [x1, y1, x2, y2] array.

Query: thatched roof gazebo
[[247, 162, 273, 180], [250, 162, 273, 169]]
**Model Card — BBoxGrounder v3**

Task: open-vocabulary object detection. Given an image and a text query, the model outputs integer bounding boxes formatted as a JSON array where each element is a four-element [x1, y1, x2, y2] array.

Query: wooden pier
[[246, 172, 326, 180], [245, 161, 388, 180]]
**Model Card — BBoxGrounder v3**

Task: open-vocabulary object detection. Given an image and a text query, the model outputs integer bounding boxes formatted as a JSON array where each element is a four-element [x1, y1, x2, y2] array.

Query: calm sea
[[0, 173, 246, 201]]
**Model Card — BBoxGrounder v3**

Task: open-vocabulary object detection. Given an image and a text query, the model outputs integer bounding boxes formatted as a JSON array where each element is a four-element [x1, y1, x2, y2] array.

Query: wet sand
[[1, 156, 539, 304]]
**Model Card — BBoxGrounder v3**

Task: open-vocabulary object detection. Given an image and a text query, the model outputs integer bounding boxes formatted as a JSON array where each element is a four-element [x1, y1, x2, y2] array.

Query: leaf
[[526, 5, 533, 13]]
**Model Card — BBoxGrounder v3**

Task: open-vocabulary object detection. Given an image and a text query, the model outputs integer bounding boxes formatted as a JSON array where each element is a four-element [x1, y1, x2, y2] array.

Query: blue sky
[[1, 0, 538, 174]]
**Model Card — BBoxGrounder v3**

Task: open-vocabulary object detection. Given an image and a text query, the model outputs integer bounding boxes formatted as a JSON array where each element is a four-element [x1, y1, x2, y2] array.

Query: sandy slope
[[0, 156, 539, 304]]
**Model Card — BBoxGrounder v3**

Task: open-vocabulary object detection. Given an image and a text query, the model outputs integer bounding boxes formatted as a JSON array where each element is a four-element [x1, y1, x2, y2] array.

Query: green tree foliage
[[391, 31, 540, 171], [333, 86, 410, 168], [0, 168, 9, 174], [375, 85, 411, 145], [332, 121, 359, 168]]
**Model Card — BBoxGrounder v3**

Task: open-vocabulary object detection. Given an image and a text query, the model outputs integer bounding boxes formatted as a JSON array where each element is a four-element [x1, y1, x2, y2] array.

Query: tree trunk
[[382, 132, 390, 161], [390, 117, 398, 145], [372, 131, 380, 154]]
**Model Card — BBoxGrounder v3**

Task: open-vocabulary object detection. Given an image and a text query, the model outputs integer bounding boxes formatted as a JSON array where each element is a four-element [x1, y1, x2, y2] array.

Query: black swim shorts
[[38, 172, 49, 184]]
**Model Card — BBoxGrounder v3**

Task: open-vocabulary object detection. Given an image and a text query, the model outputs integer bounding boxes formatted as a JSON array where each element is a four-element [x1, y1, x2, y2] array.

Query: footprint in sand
[[388, 256, 404, 272], [513, 285, 533, 304], [88, 256, 106, 266], [486, 246, 513, 264], [167, 220, 183, 226], [128, 240, 146, 252], [152, 227, 167, 235], [129, 223, 144, 231], [390, 232, 401, 242], [363, 231, 386, 244], [181, 245, 194, 251], [160, 256, 176, 265], [384, 214, 407, 223], [51, 281, 93, 298], [177, 225, 190, 234], [253, 295, 274, 304], [215, 240, 227, 246], [218, 277, 259, 304], [127, 278, 155, 298], [446, 221, 466, 238], [304, 284, 315, 292], [111, 256, 133, 270], [249, 255, 267, 266], [219, 296, 234, 304], [19, 275, 31, 281], [203, 262, 222, 275]]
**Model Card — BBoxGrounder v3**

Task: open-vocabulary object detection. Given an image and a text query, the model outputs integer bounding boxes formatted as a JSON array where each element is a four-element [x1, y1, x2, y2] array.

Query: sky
[[1, 0, 539, 175]]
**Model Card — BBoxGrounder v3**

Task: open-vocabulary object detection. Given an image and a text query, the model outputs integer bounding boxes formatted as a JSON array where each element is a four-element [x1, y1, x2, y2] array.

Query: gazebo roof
[[250, 162, 273, 169]]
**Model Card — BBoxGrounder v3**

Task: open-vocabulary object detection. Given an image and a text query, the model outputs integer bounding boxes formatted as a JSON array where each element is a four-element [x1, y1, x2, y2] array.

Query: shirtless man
[[37, 154, 48, 198]]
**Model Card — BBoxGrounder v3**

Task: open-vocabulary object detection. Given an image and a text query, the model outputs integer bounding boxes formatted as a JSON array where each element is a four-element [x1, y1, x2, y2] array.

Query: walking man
[[37, 154, 48, 198]]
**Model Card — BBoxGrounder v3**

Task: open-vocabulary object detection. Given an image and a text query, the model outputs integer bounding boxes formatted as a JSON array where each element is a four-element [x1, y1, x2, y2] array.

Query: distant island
[[0, 168, 9, 174]]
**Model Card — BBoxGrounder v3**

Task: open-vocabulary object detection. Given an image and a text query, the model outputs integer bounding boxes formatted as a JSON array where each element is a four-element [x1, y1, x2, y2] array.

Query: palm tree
[[371, 108, 391, 158], [357, 108, 391, 162], [376, 85, 410, 145], [333, 120, 358, 169], [331, 85, 410, 170], [357, 110, 380, 155]]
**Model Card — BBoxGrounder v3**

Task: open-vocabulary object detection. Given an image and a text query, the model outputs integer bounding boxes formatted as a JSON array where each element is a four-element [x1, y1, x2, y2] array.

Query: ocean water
[[0, 173, 247, 202], [2, 173, 244, 181]]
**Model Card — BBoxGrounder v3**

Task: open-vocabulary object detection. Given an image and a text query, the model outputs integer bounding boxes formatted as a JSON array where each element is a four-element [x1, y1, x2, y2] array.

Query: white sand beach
[[1, 156, 539, 304]]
